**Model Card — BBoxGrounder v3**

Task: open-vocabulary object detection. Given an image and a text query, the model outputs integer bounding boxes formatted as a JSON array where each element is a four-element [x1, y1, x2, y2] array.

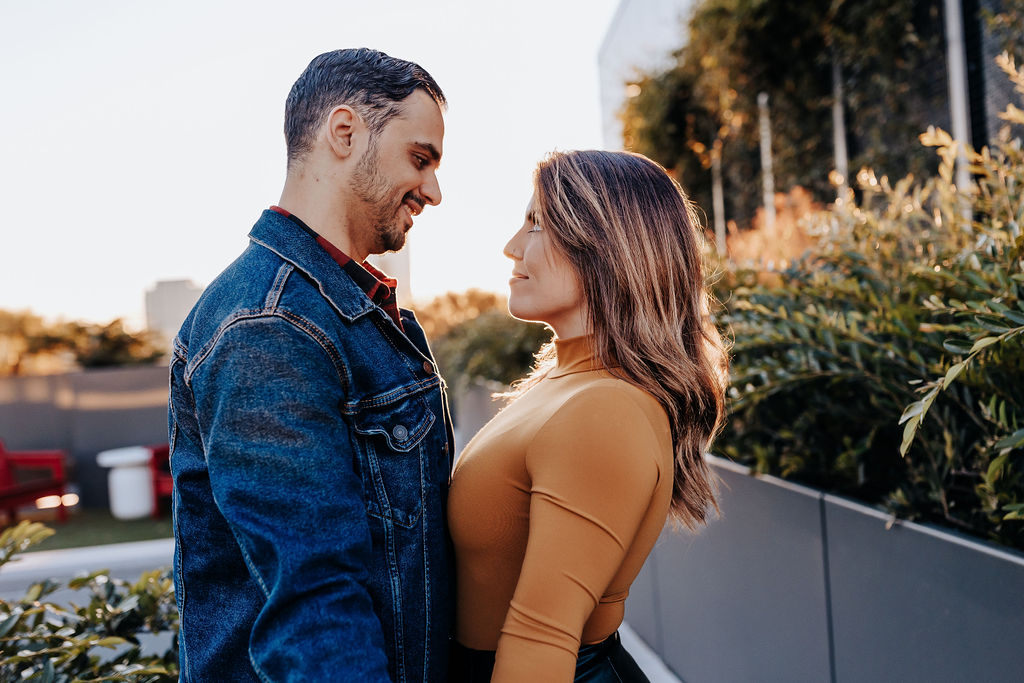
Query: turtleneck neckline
[[549, 335, 605, 378]]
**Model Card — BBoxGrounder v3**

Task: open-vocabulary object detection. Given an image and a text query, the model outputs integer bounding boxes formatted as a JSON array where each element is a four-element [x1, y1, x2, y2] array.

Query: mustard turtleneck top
[[448, 335, 674, 681]]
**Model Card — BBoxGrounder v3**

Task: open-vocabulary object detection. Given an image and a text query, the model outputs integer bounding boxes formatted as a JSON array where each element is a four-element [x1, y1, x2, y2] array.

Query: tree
[[0, 311, 165, 375], [414, 289, 507, 339], [622, 0, 949, 227]]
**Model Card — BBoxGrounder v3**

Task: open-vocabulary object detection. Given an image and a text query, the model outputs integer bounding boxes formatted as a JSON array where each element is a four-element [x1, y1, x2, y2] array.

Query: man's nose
[[421, 172, 442, 206]]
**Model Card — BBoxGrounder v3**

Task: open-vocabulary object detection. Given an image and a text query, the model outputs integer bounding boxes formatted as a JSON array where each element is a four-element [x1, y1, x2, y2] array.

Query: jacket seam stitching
[[183, 310, 348, 393], [250, 234, 374, 321], [263, 262, 293, 310], [339, 376, 441, 413]]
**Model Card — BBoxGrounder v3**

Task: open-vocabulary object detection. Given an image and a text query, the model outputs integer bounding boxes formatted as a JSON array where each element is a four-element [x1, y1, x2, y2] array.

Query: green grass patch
[[16, 508, 172, 552]]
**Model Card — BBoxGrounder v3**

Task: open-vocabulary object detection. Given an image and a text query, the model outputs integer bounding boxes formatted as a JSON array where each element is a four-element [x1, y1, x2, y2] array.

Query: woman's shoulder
[[527, 375, 671, 479], [563, 373, 668, 428], [538, 375, 672, 453]]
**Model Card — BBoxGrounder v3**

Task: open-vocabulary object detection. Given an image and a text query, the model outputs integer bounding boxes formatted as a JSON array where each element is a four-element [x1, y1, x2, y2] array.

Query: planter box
[[626, 455, 1024, 683]]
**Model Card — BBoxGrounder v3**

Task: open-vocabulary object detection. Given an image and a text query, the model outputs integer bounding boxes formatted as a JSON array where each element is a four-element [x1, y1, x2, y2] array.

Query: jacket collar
[[248, 209, 376, 322]]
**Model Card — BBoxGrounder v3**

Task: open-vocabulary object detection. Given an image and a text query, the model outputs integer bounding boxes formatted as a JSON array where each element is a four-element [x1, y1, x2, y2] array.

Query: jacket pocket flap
[[351, 393, 435, 452]]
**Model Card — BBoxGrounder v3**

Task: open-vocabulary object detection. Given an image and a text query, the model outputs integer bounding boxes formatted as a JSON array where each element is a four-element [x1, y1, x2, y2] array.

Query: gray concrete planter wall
[[0, 366, 169, 507], [626, 455, 1024, 683]]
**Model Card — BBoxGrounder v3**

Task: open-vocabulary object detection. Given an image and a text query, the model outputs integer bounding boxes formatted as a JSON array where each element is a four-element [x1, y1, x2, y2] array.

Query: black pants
[[448, 631, 650, 682]]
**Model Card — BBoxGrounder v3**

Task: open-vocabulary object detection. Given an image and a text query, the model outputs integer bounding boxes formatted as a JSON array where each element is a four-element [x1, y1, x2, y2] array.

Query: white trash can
[[96, 446, 153, 520]]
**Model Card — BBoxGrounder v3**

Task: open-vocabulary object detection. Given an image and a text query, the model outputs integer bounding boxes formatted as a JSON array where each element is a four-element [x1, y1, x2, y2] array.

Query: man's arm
[[190, 314, 391, 682]]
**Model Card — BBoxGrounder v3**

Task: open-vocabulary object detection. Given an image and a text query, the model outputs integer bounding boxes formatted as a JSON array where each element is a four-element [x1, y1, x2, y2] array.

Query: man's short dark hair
[[284, 48, 446, 166]]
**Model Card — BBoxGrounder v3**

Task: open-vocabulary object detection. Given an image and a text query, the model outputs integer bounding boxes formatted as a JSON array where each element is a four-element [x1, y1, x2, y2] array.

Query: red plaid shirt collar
[[270, 206, 403, 330]]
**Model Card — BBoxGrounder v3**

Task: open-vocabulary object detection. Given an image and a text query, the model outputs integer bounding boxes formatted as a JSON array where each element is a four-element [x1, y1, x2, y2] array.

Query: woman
[[447, 150, 729, 682]]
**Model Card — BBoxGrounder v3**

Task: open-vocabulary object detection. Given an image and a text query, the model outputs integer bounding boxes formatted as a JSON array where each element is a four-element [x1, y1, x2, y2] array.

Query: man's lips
[[403, 195, 425, 216]]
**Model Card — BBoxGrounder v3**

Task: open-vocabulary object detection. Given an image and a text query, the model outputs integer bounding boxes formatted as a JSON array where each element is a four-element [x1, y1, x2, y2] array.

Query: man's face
[[350, 89, 444, 255]]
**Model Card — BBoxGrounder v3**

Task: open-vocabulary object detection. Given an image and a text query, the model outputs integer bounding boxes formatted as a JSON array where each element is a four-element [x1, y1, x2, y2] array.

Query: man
[[168, 48, 454, 682]]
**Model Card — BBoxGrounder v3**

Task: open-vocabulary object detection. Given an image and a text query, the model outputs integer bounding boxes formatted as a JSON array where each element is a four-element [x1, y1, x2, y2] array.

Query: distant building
[[598, 0, 695, 150], [145, 279, 203, 347]]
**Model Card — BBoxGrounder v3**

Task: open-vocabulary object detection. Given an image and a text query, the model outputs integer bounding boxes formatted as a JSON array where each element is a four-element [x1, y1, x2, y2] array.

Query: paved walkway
[[0, 538, 174, 601], [2, 540, 681, 681]]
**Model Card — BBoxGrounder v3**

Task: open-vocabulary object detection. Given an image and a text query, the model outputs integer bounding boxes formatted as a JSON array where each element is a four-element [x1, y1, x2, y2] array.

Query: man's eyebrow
[[413, 142, 442, 165]]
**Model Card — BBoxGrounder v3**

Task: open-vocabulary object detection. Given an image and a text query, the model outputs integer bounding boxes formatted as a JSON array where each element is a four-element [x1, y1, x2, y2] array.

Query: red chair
[[149, 444, 173, 519], [0, 440, 69, 523]]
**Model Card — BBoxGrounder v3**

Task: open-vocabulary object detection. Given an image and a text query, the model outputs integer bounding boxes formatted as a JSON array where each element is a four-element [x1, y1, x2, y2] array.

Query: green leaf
[[41, 658, 55, 683], [0, 610, 22, 637], [92, 636, 129, 648], [994, 428, 1024, 450], [987, 452, 1011, 483], [970, 336, 1000, 353], [899, 399, 927, 425], [900, 416, 921, 456], [1004, 503, 1024, 520], [942, 362, 966, 389], [973, 315, 1012, 334], [943, 339, 973, 354], [24, 583, 43, 603], [1002, 310, 1024, 325]]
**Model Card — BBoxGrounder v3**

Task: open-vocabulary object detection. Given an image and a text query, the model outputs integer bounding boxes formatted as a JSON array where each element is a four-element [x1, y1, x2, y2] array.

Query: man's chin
[[374, 226, 407, 254]]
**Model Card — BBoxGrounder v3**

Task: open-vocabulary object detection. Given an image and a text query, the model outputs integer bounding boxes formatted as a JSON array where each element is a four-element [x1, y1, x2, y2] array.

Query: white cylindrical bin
[[96, 446, 153, 520]]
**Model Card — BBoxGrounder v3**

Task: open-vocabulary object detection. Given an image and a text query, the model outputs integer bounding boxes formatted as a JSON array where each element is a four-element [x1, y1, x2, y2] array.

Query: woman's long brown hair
[[511, 150, 729, 528]]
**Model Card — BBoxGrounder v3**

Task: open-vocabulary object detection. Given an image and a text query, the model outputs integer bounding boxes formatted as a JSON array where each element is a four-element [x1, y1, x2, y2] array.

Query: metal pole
[[711, 140, 726, 255], [757, 92, 776, 232], [943, 0, 972, 194], [832, 53, 850, 198]]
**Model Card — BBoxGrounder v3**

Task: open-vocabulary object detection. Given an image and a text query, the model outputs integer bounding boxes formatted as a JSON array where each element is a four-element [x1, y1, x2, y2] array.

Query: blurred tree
[[68, 319, 165, 368], [0, 310, 165, 375], [623, 0, 948, 226], [416, 291, 550, 420], [432, 309, 550, 389], [983, 0, 1024, 63], [414, 288, 507, 340]]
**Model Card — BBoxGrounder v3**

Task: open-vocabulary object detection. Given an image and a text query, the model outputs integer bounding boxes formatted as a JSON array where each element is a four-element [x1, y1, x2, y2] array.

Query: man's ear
[[324, 105, 360, 159]]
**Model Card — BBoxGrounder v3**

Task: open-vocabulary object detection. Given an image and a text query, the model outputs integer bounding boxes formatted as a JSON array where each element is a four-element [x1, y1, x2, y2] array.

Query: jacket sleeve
[[189, 314, 392, 682], [492, 387, 662, 682]]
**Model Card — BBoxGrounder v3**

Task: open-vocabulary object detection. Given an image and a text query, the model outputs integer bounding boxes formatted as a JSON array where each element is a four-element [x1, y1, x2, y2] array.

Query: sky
[[1, 0, 624, 328]]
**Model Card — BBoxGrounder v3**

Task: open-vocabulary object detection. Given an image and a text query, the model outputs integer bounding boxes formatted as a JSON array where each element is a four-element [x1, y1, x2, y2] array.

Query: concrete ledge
[[0, 538, 173, 600]]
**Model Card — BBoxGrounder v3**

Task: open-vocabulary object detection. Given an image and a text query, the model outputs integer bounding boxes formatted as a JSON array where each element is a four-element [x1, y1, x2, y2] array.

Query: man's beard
[[352, 140, 407, 254]]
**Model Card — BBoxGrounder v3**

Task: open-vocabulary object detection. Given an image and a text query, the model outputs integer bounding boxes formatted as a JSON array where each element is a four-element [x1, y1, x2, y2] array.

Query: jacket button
[[423, 360, 434, 374], [392, 425, 409, 440]]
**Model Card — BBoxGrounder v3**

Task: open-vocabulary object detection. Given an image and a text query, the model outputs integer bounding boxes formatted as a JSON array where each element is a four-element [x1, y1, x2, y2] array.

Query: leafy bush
[[432, 309, 550, 388], [0, 521, 178, 682], [717, 55, 1024, 550]]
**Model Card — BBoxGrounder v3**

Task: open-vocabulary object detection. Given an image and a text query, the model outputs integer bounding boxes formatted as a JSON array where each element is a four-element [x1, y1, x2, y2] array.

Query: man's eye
[[414, 155, 428, 169]]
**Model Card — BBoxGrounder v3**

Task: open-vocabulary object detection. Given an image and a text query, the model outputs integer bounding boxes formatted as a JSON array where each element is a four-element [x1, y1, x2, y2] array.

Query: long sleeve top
[[448, 335, 674, 681]]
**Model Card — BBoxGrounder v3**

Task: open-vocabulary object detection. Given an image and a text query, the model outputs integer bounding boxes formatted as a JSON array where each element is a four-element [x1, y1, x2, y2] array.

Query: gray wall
[[626, 456, 1024, 683], [0, 366, 169, 508]]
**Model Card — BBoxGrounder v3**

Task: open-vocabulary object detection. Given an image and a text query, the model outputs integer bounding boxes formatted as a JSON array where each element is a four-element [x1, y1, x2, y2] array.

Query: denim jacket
[[169, 209, 454, 682]]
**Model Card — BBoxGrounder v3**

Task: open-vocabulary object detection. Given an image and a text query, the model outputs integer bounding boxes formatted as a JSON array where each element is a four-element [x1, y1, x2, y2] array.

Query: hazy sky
[[1, 0, 621, 327]]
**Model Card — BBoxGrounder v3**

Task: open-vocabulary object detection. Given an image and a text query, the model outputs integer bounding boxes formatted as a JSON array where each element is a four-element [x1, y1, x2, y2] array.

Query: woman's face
[[502, 192, 586, 338]]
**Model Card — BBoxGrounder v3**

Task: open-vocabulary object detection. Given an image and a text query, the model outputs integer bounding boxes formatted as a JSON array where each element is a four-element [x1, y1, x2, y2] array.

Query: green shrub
[[718, 56, 1024, 550], [432, 309, 551, 415], [0, 521, 178, 682]]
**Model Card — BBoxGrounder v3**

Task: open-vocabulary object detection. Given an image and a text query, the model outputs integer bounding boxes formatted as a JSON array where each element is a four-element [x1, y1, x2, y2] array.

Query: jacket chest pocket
[[351, 391, 435, 528]]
